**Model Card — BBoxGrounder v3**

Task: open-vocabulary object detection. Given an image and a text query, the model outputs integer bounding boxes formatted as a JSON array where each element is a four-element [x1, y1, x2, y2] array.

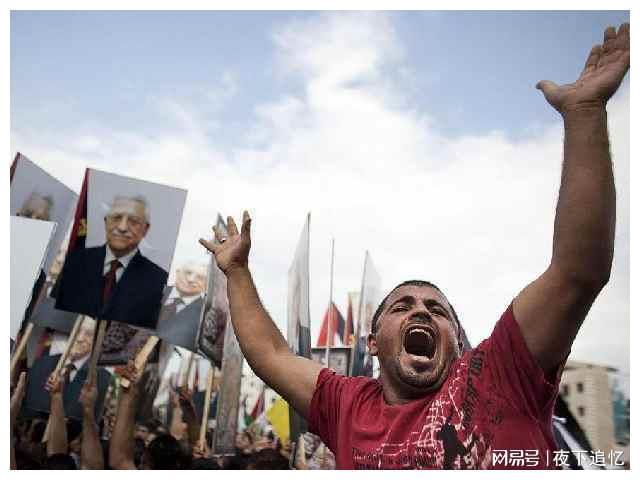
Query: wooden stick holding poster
[[42, 315, 85, 443], [198, 366, 215, 450], [10, 323, 34, 380], [87, 320, 108, 384]]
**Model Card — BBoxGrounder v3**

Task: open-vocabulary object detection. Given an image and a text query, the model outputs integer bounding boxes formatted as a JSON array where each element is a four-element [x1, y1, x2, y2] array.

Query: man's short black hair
[[146, 434, 185, 469], [371, 280, 462, 345]]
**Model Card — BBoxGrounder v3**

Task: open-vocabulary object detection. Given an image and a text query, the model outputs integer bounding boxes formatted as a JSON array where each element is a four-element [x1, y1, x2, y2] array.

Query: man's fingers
[[199, 238, 218, 254], [227, 216, 239, 236], [615, 23, 630, 51], [213, 225, 226, 244], [583, 44, 602, 71], [535, 80, 558, 95], [603, 25, 617, 43], [241, 210, 251, 239]]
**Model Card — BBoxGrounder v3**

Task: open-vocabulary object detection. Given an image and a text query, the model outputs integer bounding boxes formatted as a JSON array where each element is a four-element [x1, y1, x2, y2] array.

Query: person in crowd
[[199, 24, 630, 469], [43, 371, 77, 468], [78, 376, 105, 469], [11, 372, 27, 469], [109, 361, 189, 469]]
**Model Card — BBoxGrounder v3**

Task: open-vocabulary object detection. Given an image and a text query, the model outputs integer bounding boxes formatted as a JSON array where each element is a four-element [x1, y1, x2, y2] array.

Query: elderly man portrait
[[16, 192, 53, 221], [155, 261, 207, 350], [22, 317, 111, 422], [53, 195, 168, 330]]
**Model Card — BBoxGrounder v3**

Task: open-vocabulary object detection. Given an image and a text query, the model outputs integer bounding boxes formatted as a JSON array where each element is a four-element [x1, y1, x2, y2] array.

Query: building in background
[[559, 360, 629, 468]]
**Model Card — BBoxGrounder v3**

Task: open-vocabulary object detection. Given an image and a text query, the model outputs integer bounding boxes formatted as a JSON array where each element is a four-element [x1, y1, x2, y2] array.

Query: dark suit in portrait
[[53, 245, 167, 329], [155, 286, 205, 351], [22, 353, 111, 422]]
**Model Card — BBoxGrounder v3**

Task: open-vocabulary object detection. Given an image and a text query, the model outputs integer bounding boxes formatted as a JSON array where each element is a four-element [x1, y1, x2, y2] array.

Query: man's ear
[[367, 333, 378, 356], [142, 223, 150, 236]]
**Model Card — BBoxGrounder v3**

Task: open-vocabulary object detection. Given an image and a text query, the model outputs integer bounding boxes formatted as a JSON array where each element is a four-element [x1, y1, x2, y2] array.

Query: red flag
[[68, 169, 89, 253], [345, 295, 355, 346], [250, 387, 265, 420], [10, 152, 20, 183], [316, 302, 346, 347]]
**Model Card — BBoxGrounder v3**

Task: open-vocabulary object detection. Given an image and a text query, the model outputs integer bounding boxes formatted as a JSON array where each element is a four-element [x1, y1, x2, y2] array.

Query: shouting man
[[200, 24, 629, 469]]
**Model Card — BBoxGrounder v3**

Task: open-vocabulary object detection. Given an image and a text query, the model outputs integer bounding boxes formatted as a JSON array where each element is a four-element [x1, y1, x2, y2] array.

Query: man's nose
[[409, 309, 432, 323], [117, 216, 129, 231]]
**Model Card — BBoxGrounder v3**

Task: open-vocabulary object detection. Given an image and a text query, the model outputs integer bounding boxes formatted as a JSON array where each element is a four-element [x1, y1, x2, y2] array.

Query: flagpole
[[322, 237, 335, 472], [324, 238, 335, 368]]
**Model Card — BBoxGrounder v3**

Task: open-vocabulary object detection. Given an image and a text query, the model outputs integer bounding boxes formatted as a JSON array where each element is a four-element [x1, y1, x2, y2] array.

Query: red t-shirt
[[307, 304, 563, 469]]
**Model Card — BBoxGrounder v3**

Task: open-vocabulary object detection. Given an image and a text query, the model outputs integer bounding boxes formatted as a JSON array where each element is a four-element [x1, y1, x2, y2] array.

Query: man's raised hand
[[45, 371, 65, 395], [199, 210, 252, 275], [537, 23, 630, 114]]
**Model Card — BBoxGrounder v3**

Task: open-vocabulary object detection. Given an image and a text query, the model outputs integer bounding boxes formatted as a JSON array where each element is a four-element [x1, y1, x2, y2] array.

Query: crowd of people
[[9, 361, 314, 470]]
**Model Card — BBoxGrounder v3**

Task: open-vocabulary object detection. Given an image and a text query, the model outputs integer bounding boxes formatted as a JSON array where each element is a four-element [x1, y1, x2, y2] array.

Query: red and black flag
[[316, 302, 346, 347], [67, 169, 89, 253]]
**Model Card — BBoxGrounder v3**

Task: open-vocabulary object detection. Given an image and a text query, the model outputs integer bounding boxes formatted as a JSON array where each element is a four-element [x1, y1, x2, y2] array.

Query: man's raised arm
[[513, 24, 629, 373], [200, 212, 322, 418]]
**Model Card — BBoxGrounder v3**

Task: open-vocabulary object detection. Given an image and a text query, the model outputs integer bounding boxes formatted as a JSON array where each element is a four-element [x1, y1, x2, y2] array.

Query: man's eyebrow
[[424, 299, 450, 317], [387, 296, 415, 310]]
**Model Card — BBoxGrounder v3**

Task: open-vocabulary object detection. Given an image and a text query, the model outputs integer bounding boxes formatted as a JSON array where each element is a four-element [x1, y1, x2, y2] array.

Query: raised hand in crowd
[[46, 370, 68, 457], [177, 386, 200, 447], [109, 360, 141, 469], [10, 372, 27, 469], [45, 369, 65, 394], [79, 377, 104, 469]]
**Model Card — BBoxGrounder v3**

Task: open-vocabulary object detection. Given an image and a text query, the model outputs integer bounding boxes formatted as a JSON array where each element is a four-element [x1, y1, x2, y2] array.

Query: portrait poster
[[311, 347, 351, 376], [153, 260, 207, 352], [10, 216, 56, 339], [198, 214, 229, 367], [21, 316, 112, 422], [350, 251, 382, 377], [287, 214, 311, 445], [10, 153, 77, 273], [52, 168, 187, 365]]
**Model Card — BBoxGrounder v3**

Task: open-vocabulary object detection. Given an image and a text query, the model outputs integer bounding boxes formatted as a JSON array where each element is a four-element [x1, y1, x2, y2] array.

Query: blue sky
[[11, 11, 629, 141], [10, 11, 630, 387]]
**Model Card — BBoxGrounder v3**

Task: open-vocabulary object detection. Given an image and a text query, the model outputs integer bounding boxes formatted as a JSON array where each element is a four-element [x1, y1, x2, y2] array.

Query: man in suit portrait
[[156, 261, 207, 350], [22, 317, 111, 422], [16, 192, 53, 221], [54, 195, 168, 330]]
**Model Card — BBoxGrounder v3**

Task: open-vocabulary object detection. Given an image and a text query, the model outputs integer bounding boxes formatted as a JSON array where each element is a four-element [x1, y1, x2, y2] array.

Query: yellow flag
[[266, 398, 290, 442]]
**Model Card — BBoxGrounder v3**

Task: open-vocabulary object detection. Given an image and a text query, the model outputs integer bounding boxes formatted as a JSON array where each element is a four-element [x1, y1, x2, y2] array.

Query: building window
[[562, 385, 569, 396], [577, 382, 584, 393], [578, 406, 585, 417]]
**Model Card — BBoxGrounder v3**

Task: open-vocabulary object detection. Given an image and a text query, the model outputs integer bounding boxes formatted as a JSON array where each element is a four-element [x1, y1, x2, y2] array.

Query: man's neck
[[378, 372, 436, 406]]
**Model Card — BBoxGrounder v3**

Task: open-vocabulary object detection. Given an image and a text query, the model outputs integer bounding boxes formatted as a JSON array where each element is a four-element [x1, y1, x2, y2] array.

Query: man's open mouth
[[403, 324, 437, 359]]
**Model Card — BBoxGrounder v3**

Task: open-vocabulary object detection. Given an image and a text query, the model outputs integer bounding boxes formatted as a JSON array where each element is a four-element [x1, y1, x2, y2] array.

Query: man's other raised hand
[[537, 23, 630, 114]]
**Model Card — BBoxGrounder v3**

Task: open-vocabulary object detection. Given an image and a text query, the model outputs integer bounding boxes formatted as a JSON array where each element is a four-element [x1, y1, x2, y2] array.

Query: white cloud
[[10, 12, 629, 380]]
